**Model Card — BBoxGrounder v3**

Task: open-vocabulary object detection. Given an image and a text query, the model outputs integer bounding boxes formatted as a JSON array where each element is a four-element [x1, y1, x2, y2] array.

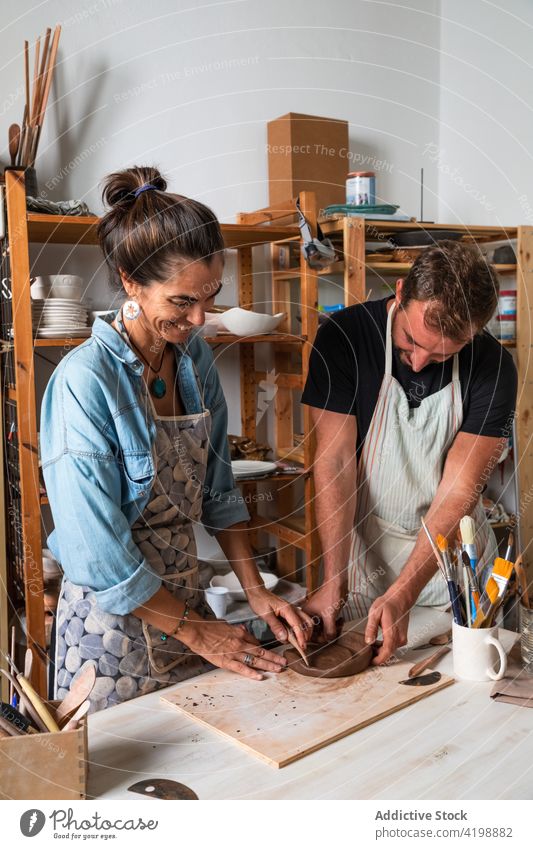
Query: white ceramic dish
[[210, 570, 278, 602], [31, 275, 85, 300], [35, 327, 92, 338], [219, 307, 285, 336], [31, 297, 86, 306]]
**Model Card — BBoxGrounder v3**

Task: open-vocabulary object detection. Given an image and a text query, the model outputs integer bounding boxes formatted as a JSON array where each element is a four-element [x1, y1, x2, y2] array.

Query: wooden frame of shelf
[[0, 169, 306, 696]]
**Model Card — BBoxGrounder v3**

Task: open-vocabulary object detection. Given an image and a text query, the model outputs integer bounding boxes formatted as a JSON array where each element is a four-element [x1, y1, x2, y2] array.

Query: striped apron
[[345, 301, 497, 621]]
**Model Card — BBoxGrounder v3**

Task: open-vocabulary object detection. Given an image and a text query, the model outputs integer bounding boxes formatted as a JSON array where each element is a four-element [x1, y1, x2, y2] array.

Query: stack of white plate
[[231, 460, 278, 480], [32, 299, 91, 339]]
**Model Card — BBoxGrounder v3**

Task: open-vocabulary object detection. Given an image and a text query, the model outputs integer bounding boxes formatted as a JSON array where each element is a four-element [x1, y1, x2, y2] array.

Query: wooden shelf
[[249, 514, 307, 549], [205, 333, 305, 345], [273, 260, 345, 280], [273, 261, 517, 279], [34, 337, 88, 347], [319, 218, 518, 241], [26, 213, 298, 249], [366, 262, 517, 276]]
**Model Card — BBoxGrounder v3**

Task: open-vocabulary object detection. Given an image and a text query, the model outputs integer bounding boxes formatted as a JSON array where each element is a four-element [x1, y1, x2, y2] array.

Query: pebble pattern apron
[[54, 399, 213, 713], [345, 301, 497, 622]]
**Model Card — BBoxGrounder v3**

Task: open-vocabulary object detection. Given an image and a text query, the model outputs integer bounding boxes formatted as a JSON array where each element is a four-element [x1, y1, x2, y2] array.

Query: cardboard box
[[0, 717, 87, 800], [267, 112, 349, 211]]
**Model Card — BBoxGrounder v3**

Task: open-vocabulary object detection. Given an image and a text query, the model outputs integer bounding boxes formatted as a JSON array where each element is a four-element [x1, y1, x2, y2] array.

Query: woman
[[41, 166, 311, 712]]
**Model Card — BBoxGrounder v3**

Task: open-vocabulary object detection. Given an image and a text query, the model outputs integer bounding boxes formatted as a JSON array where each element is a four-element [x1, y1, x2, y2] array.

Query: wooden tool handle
[[17, 675, 59, 732], [408, 645, 450, 678]]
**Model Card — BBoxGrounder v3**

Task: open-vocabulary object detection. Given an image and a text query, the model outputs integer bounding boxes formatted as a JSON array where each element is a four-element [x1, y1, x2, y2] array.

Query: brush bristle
[[436, 533, 448, 551], [460, 515, 476, 545]]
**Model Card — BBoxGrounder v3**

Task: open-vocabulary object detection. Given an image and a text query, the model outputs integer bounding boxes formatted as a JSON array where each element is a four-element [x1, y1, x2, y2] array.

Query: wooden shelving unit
[[0, 168, 305, 697]]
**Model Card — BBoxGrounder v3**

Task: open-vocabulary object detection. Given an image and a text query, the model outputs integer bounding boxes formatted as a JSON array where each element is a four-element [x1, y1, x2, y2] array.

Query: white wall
[[438, 0, 533, 226], [2, 0, 441, 219], [1, 0, 442, 434]]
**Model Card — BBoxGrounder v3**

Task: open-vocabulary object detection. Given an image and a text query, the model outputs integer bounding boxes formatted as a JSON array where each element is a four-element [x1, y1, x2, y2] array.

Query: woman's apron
[[54, 388, 213, 712], [344, 301, 497, 622]]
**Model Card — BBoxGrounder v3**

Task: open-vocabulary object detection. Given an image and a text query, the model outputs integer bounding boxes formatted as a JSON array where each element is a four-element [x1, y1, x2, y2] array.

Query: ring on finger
[[243, 653, 254, 667]]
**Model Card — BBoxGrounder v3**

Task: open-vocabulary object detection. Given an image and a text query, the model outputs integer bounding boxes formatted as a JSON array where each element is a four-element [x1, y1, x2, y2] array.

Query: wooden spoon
[[61, 699, 90, 732], [8, 124, 20, 165], [56, 663, 96, 726]]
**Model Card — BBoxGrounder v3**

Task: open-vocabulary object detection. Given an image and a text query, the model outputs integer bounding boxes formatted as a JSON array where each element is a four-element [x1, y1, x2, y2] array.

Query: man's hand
[[302, 581, 347, 642], [365, 586, 413, 664]]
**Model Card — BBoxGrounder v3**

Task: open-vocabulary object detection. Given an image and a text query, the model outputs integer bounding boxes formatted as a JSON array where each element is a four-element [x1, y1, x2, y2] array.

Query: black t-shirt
[[302, 297, 517, 453]]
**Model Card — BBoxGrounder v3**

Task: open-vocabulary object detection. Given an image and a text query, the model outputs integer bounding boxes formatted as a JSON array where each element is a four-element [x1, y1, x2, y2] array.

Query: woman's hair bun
[[101, 165, 168, 209]]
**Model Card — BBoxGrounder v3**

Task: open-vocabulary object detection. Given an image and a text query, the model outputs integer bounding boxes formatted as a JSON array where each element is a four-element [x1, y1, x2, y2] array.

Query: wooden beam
[[5, 170, 46, 696], [516, 226, 533, 579], [343, 216, 366, 307]]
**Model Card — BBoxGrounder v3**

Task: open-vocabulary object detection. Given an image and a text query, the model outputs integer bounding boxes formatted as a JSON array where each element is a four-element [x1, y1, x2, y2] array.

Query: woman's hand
[[179, 614, 287, 680], [245, 587, 314, 650]]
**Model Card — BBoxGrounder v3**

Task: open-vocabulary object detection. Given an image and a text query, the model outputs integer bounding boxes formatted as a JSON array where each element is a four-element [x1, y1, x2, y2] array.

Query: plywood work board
[[161, 656, 454, 768]]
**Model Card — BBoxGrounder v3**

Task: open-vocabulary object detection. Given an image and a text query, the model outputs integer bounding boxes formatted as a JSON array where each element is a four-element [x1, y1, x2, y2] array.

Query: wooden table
[[87, 608, 532, 799]]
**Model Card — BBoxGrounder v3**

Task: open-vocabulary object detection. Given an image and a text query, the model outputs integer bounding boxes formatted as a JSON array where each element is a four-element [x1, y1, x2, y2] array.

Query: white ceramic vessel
[[210, 570, 278, 602], [219, 307, 285, 336]]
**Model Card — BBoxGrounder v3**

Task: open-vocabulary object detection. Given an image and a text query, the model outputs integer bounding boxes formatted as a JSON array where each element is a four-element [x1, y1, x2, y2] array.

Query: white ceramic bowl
[[218, 307, 285, 336], [197, 311, 226, 337], [210, 570, 278, 602], [31, 275, 85, 301]]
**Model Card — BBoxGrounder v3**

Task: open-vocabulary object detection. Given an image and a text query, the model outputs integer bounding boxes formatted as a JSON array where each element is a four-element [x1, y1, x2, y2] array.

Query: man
[[301, 241, 517, 663]]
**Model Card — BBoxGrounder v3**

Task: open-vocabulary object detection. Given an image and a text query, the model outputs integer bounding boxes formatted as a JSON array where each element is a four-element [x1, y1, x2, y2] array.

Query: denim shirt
[[41, 315, 249, 615]]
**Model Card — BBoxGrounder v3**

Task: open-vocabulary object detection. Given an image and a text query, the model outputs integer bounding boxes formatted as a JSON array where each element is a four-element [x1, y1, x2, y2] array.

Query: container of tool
[[0, 698, 88, 800]]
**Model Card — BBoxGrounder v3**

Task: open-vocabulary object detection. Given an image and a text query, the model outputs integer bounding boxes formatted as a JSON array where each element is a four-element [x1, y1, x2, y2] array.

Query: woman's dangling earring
[[123, 300, 141, 320]]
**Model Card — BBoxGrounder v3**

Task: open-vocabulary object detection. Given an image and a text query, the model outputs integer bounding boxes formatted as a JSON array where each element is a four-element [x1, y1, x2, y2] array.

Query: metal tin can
[[346, 171, 376, 206]]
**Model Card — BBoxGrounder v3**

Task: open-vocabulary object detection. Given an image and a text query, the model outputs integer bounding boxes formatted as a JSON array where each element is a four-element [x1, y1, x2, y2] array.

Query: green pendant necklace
[[122, 323, 167, 399]]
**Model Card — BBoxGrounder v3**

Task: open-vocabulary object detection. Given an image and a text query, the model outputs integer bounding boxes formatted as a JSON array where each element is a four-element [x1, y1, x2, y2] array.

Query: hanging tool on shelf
[[296, 196, 336, 270]]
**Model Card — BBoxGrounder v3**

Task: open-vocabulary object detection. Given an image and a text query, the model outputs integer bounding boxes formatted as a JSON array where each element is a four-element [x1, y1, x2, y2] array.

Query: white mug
[[204, 585, 230, 619], [452, 621, 508, 681]]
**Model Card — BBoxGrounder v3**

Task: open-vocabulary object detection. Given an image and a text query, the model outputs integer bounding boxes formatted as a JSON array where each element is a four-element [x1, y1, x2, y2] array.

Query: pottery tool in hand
[[128, 778, 199, 800], [56, 662, 96, 726], [286, 628, 309, 667], [408, 646, 450, 678]]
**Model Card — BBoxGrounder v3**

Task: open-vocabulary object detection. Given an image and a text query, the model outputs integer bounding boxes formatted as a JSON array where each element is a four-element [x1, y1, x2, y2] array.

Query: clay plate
[[285, 629, 373, 678]]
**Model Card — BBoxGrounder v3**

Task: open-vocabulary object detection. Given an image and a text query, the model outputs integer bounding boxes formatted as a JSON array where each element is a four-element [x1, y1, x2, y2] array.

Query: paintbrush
[[460, 515, 478, 573], [504, 529, 514, 563], [473, 576, 499, 628], [462, 564, 472, 627], [421, 517, 446, 578], [436, 534, 464, 626], [287, 629, 309, 667]]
